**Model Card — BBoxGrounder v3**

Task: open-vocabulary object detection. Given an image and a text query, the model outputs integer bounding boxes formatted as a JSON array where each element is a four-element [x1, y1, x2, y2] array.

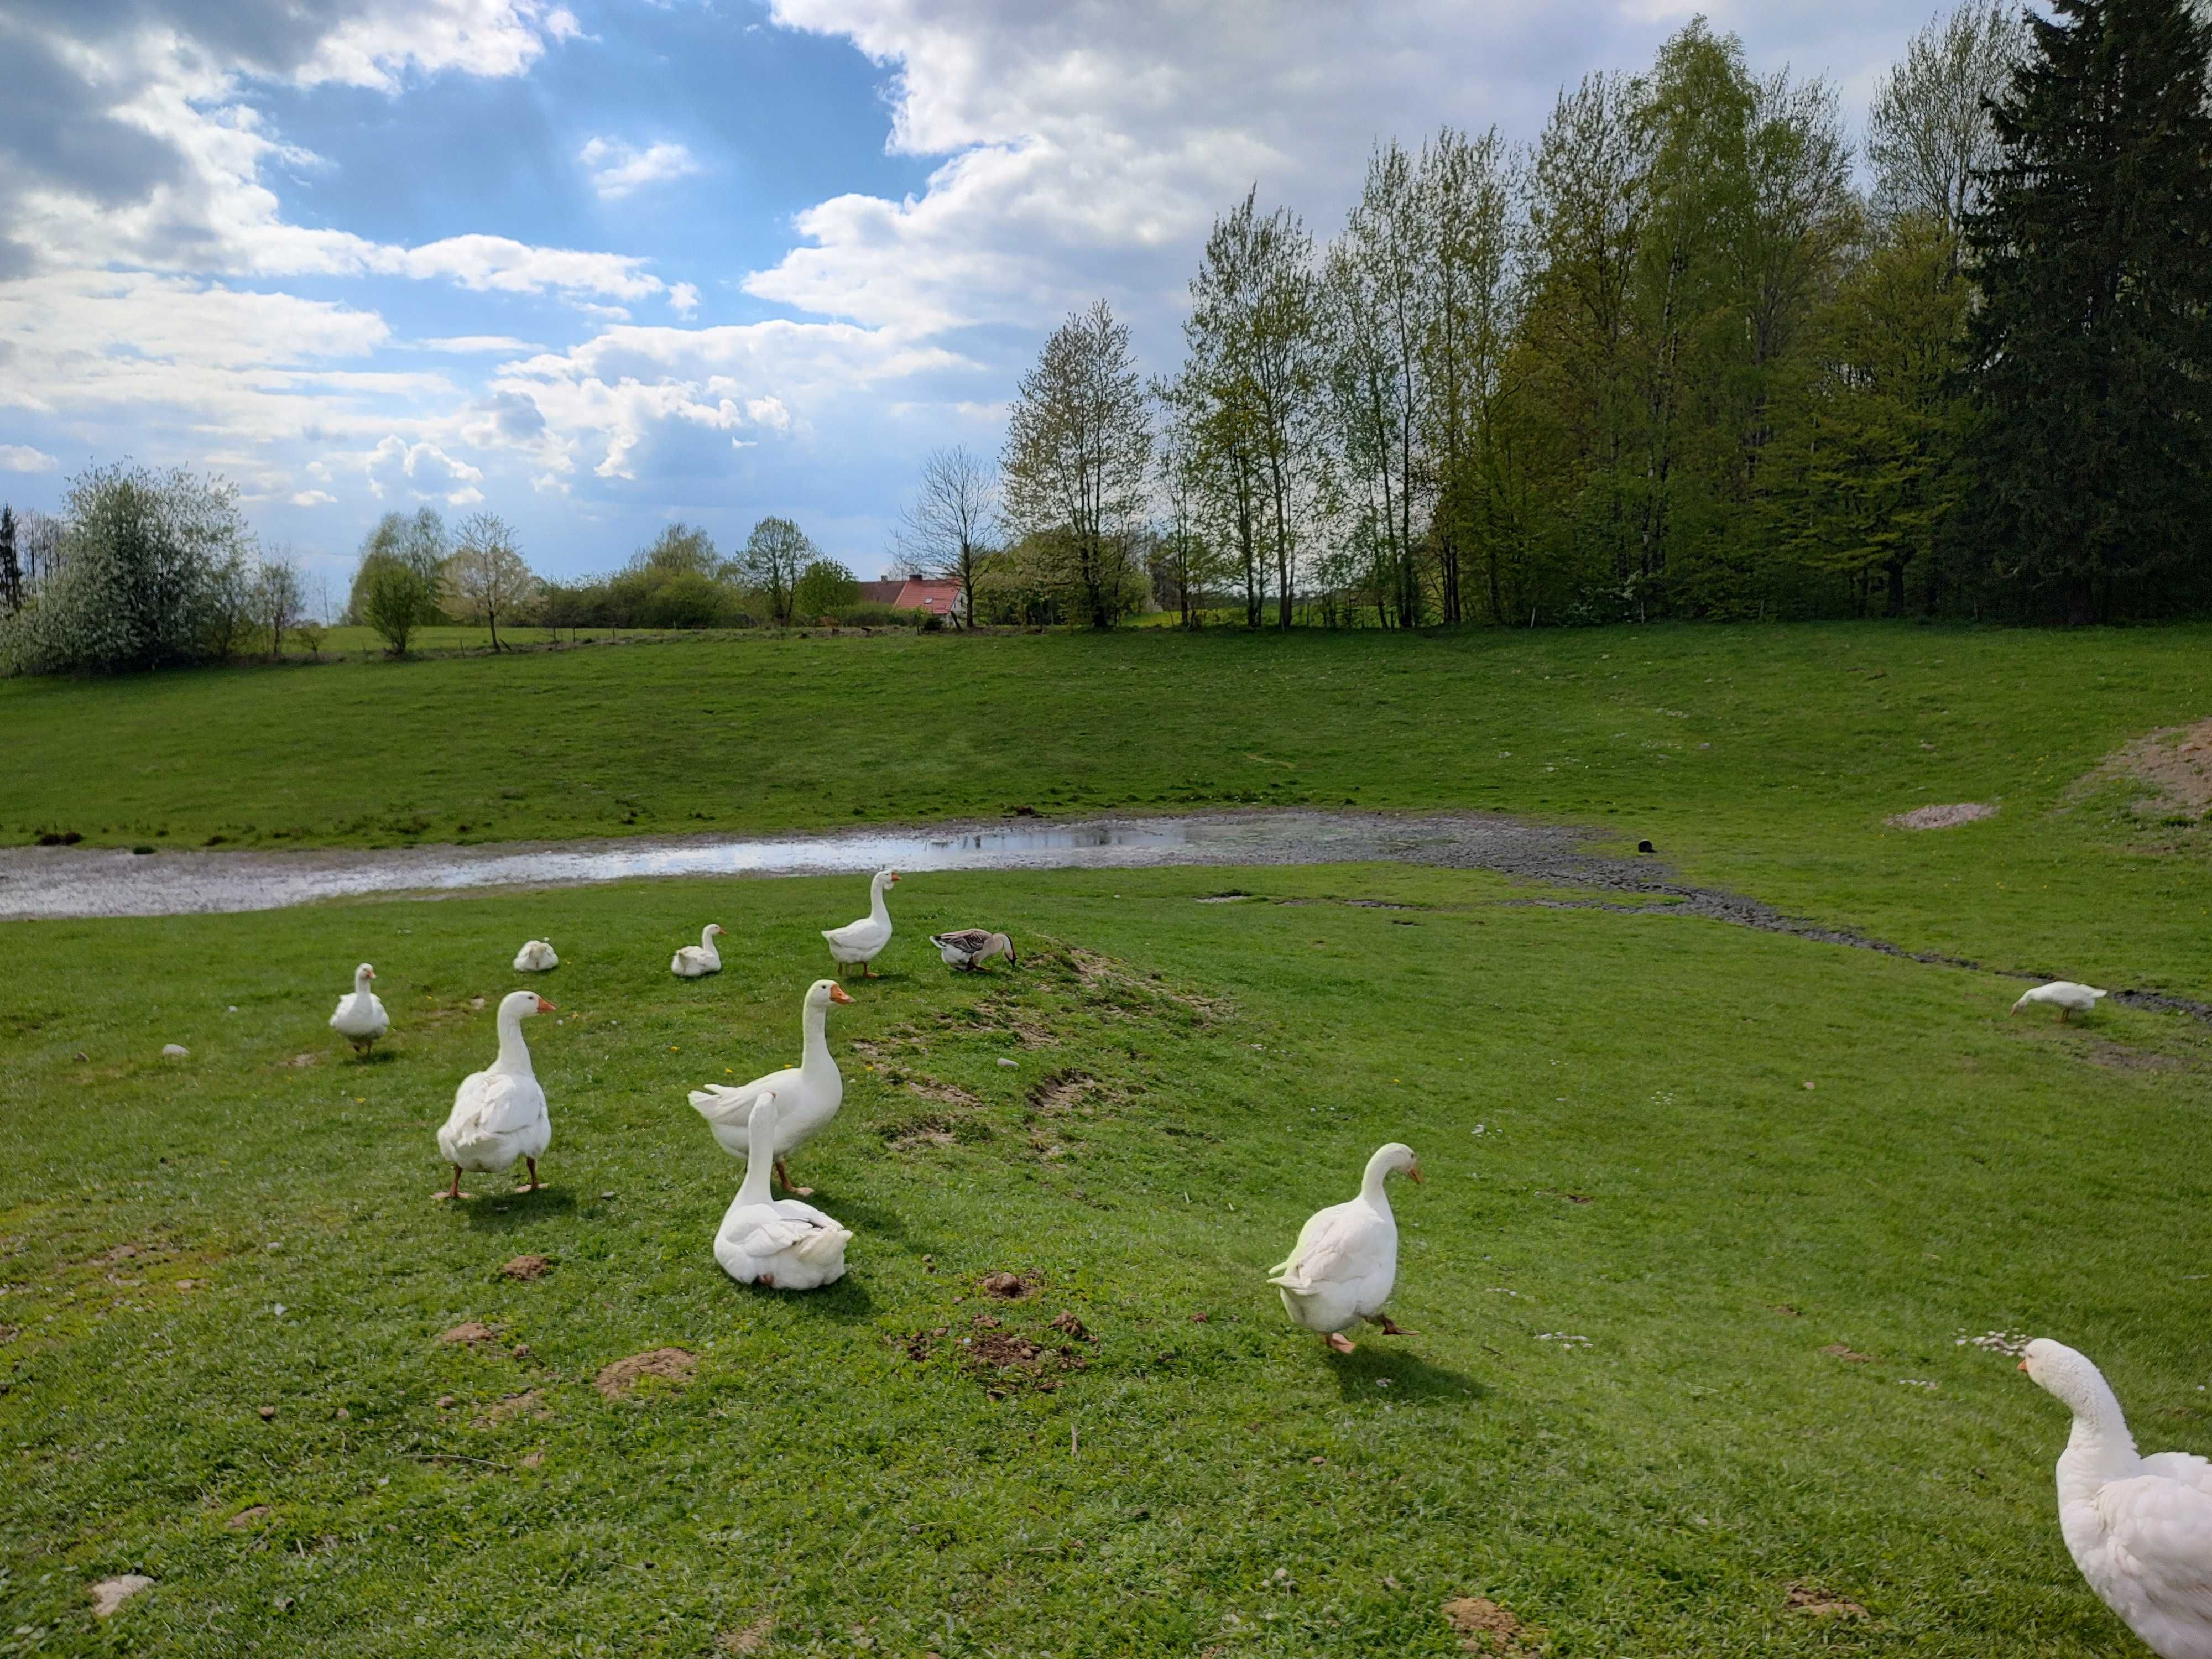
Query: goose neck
[[493, 1004, 535, 1074], [800, 998, 833, 1073], [1358, 1152, 1396, 1209], [737, 1102, 778, 1206], [2057, 1384, 2140, 1501]]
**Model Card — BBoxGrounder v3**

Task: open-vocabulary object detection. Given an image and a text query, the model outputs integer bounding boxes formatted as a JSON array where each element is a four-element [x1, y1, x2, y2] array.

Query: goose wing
[[2142, 1452, 2212, 1500], [1268, 1202, 1389, 1292], [932, 930, 991, 954], [2092, 1474, 2212, 1619]]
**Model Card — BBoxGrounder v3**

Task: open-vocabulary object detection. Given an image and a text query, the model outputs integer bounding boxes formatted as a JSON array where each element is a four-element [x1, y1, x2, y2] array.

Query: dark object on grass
[[34, 831, 82, 846], [131, 845, 155, 855], [1637, 840, 1656, 854]]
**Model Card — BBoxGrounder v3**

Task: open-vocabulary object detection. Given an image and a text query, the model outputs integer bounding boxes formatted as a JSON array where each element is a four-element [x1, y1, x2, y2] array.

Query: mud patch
[[226, 1505, 272, 1530], [2081, 718, 2212, 820], [594, 1347, 695, 1400], [963, 1329, 1088, 1398], [905, 1078, 981, 1108], [498, 1254, 551, 1281], [1820, 1343, 1873, 1363], [979, 1270, 1040, 1300], [1028, 1070, 1097, 1115], [1442, 1595, 1537, 1653], [438, 1321, 500, 1347], [1887, 802, 1996, 830], [476, 1389, 550, 1428], [2080, 1040, 2183, 1073], [718, 1615, 775, 1655], [1786, 1583, 1867, 1618]]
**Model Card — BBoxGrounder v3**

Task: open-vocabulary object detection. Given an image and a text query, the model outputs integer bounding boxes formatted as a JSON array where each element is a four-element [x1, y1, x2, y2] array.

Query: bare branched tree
[[1869, 1, 2024, 236], [444, 512, 538, 651], [894, 446, 998, 627], [250, 555, 305, 661]]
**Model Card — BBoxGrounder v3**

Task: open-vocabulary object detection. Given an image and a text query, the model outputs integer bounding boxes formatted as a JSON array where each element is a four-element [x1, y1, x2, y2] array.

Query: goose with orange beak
[[1269, 1142, 1425, 1354], [823, 868, 899, 978], [688, 979, 855, 1197], [330, 962, 389, 1057], [436, 990, 556, 1200]]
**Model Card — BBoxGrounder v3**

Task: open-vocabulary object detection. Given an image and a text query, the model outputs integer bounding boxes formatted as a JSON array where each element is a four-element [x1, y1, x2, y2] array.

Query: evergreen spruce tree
[[1963, 0, 2212, 622], [0, 505, 19, 615]]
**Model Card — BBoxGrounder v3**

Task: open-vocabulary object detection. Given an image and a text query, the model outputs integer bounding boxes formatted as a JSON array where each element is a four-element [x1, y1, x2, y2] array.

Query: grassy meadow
[[2, 623, 2210, 1653]]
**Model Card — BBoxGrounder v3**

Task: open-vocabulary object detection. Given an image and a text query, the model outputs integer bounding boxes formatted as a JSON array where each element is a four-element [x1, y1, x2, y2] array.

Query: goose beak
[[830, 984, 855, 1004], [535, 997, 556, 1013], [367, 969, 376, 979], [2018, 1358, 2030, 1373], [1407, 1162, 1426, 1185], [888, 870, 901, 883]]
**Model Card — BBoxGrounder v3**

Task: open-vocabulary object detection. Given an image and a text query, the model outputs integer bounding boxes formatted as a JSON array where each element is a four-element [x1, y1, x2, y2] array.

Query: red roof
[[894, 578, 962, 615]]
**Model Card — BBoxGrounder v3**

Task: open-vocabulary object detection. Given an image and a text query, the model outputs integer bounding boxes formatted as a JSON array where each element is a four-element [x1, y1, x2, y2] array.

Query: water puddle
[[0, 811, 1599, 920]]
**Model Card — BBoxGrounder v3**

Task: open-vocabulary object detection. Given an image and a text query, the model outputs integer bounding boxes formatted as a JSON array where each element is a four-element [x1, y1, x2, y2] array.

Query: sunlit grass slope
[[2, 864, 2207, 1653]]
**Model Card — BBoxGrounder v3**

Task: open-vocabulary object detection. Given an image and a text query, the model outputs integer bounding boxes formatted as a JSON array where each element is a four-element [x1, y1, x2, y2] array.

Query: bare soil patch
[[498, 1254, 551, 1280], [594, 1347, 695, 1400], [1821, 1343, 1872, 1363], [979, 1270, 1039, 1300], [226, 1505, 271, 1530], [719, 1614, 775, 1653], [1886, 802, 1997, 831], [437, 1321, 499, 1347], [2082, 717, 2212, 820], [1442, 1594, 1537, 1653], [476, 1389, 550, 1428], [1786, 1583, 1868, 1618]]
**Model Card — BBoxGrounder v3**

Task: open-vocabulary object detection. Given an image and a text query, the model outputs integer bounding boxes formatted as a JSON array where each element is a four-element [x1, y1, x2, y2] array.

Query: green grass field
[[3, 625, 2210, 1653]]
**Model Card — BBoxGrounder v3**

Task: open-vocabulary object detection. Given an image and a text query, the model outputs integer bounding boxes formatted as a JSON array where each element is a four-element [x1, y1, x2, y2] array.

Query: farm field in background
[[5, 623, 2212, 992], [3, 863, 2207, 1654]]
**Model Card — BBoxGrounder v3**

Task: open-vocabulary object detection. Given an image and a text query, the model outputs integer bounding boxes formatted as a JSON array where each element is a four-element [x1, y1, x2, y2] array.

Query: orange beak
[[536, 997, 557, 1013], [829, 984, 855, 1004], [1408, 1162, 1426, 1185], [2018, 1358, 2030, 1373], [367, 969, 376, 979], [888, 870, 901, 883]]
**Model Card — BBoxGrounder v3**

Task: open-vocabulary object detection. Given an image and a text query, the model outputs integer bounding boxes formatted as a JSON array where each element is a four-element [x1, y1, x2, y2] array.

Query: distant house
[[857, 577, 964, 619]]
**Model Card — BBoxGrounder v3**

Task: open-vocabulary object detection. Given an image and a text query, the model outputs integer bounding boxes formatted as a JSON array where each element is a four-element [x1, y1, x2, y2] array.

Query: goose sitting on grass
[[435, 990, 554, 1200], [823, 869, 898, 978], [1269, 1142, 1424, 1354], [513, 938, 558, 973], [2014, 981, 2109, 1022], [329, 962, 389, 1057], [2020, 1338, 2212, 1658], [713, 1092, 852, 1290], [671, 924, 726, 979], [687, 979, 853, 1196], [930, 928, 1017, 972]]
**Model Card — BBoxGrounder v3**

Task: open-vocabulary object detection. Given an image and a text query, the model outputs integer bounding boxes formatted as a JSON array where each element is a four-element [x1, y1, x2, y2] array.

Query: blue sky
[[1, 0, 1950, 595]]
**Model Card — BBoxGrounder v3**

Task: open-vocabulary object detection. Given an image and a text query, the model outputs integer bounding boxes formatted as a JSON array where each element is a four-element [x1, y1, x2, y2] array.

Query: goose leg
[[434, 1165, 471, 1201], [1327, 1332, 1357, 1354], [514, 1157, 540, 1193], [776, 1158, 813, 1198], [1376, 1315, 1414, 1336]]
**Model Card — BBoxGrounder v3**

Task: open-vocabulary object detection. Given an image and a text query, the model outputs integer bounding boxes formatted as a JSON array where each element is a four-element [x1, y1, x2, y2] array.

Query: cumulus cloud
[[418, 335, 539, 354], [0, 445, 59, 472], [290, 488, 338, 505], [364, 434, 486, 503], [578, 137, 704, 200]]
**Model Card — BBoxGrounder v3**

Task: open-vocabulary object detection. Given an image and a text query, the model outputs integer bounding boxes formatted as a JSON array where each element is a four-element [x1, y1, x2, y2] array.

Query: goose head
[[354, 962, 377, 988], [2018, 1337, 2109, 1408], [1366, 1141, 1425, 1187], [991, 932, 1017, 967], [500, 990, 556, 1020], [705, 923, 726, 943], [876, 868, 901, 889], [808, 978, 857, 1009]]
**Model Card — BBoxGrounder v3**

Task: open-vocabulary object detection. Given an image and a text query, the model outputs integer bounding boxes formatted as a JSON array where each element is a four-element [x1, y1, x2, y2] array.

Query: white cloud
[[578, 137, 703, 201], [418, 335, 539, 354], [0, 445, 59, 473], [364, 435, 486, 504], [290, 488, 338, 506], [667, 282, 701, 319], [294, 1, 582, 92]]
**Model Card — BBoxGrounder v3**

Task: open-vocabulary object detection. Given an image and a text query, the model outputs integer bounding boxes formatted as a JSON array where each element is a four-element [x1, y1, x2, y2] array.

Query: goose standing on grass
[[687, 979, 854, 1196], [513, 938, 558, 973], [671, 924, 726, 979], [930, 928, 1018, 972], [329, 963, 389, 1057], [435, 991, 554, 1201], [1269, 1142, 1425, 1354], [2014, 981, 2110, 1022], [823, 869, 898, 977], [2020, 1338, 2212, 1657], [713, 1092, 852, 1290]]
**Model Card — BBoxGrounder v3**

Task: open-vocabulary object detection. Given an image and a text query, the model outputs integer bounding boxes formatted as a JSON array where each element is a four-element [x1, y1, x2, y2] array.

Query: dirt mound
[[437, 1321, 499, 1346], [1887, 802, 1996, 830], [498, 1254, 551, 1281], [594, 1347, 695, 1400], [2081, 718, 2212, 820], [1786, 1583, 1867, 1618], [1443, 1595, 1537, 1653]]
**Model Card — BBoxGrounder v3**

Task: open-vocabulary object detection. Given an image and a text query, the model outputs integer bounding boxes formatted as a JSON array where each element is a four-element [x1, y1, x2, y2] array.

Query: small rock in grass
[[599, 1191, 617, 1201], [436, 1395, 456, 1410], [334, 1407, 349, 1421], [273, 1594, 295, 1611], [89, 1575, 154, 1618], [499, 1254, 551, 1281], [512, 1344, 531, 1358], [257, 1405, 276, 1420], [161, 1044, 189, 1060], [997, 1057, 1018, 1070]]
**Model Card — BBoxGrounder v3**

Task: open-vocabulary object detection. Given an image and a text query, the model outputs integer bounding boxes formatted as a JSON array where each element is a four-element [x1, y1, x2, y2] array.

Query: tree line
[[964, 0, 2212, 628]]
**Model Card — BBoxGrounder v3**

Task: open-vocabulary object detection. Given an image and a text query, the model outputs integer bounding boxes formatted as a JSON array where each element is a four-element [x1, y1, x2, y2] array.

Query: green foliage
[[349, 510, 450, 656], [0, 462, 251, 675], [791, 556, 859, 621], [1963, 0, 2212, 622]]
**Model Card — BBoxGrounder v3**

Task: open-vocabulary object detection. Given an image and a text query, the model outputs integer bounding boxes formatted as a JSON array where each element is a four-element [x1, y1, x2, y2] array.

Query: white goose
[[671, 924, 726, 979], [513, 938, 558, 973], [930, 928, 1017, 972], [1269, 1142, 1425, 1353], [2021, 1338, 2212, 1657], [713, 1092, 853, 1290], [329, 962, 390, 1056], [435, 990, 554, 1200], [2015, 980, 2110, 1022], [823, 869, 898, 977], [687, 979, 853, 1196]]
